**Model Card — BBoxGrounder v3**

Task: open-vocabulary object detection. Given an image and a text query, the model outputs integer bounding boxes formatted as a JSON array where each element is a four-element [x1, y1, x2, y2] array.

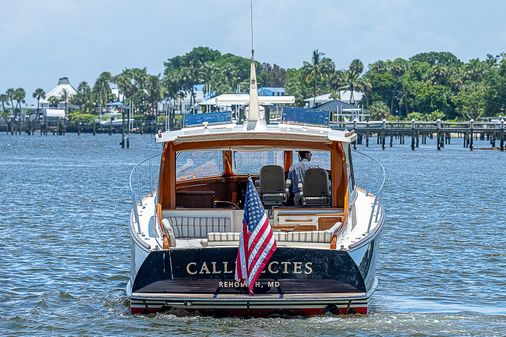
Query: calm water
[[0, 133, 505, 336]]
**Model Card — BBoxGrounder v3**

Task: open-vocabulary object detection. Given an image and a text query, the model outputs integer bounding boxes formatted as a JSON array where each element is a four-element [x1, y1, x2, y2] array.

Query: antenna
[[250, 0, 254, 60]]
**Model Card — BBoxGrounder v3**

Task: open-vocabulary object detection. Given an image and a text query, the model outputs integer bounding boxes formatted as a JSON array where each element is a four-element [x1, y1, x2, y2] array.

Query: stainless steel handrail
[[129, 153, 160, 233], [352, 150, 386, 233]]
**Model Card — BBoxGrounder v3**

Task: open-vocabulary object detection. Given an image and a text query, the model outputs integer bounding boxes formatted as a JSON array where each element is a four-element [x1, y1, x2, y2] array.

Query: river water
[[0, 133, 505, 336]]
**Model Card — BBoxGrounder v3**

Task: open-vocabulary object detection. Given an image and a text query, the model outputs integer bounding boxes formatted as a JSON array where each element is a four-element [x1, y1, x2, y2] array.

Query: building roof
[[304, 91, 364, 104], [199, 94, 295, 106], [310, 100, 360, 112], [41, 77, 77, 104], [258, 87, 285, 96], [304, 93, 332, 103]]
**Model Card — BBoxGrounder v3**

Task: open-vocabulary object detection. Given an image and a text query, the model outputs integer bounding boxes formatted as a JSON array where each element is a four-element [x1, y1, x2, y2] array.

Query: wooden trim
[[158, 142, 176, 210], [276, 212, 343, 218], [176, 174, 253, 188], [342, 189, 349, 225], [272, 225, 317, 232], [330, 143, 341, 208], [174, 139, 333, 152], [162, 234, 170, 249], [283, 219, 313, 223], [284, 151, 293, 173], [330, 235, 337, 249], [331, 142, 348, 209], [157, 203, 163, 228], [222, 150, 233, 177], [159, 139, 347, 212], [318, 217, 343, 231]]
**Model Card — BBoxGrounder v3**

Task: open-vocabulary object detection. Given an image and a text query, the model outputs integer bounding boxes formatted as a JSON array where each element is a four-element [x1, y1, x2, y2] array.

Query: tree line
[[1, 47, 505, 125]]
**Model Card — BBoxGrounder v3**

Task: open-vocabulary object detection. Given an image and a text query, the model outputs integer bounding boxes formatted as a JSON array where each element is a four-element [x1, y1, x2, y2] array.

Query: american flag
[[235, 177, 277, 295]]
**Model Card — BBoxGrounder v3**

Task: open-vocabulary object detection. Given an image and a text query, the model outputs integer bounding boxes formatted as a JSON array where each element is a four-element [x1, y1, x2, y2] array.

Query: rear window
[[176, 150, 223, 180], [233, 150, 284, 174]]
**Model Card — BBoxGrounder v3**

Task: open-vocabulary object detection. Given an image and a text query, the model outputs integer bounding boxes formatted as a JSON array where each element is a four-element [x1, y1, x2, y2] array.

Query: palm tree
[[48, 96, 60, 107], [33, 88, 46, 117], [13, 88, 26, 134], [302, 49, 335, 106], [72, 81, 92, 113], [329, 70, 346, 100], [0, 93, 8, 113], [6, 88, 15, 112], [220, 63, 240, 92], [60, 88, 70, 116], [0, 94, 10, 131], [338, 59, 370, 105], [146, 75, 161, 116], [93, 72, 113, 116]]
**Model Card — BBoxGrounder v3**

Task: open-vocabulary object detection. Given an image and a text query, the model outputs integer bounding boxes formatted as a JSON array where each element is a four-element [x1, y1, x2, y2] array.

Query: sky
[[1, 0, 505, 105]]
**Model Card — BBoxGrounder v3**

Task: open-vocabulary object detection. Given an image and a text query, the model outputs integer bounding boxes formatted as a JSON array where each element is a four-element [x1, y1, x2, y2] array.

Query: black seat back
[[259, 165, 287, 206], [302, 168, 330, 206], [259, 165, 285, 194]]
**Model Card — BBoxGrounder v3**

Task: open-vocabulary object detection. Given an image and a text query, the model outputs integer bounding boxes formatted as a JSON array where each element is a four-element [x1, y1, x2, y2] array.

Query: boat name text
[[185, 261, 313, 275]]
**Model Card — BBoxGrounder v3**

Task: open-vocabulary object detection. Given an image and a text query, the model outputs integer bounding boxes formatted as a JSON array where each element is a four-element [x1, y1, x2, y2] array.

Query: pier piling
[[469, 119, 474, 151], [437, 119, 442, 151], [501, 119, 505, 151], [411, 119, 415, 151]]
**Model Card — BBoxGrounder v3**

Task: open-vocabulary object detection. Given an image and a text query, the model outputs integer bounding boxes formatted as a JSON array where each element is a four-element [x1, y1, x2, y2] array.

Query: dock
[[331, 119, 505, 151]]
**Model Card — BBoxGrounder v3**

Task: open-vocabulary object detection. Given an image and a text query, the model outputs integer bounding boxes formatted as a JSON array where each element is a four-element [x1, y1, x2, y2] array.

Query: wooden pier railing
[[331, 119, 505, 151]]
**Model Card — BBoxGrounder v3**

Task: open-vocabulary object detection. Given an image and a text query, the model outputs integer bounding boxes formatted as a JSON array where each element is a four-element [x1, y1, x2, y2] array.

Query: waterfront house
[[310, 100, 368, 122], [304, 91, 364, 108], [40, 77, 77, 110], [258, 87, 285, 96]]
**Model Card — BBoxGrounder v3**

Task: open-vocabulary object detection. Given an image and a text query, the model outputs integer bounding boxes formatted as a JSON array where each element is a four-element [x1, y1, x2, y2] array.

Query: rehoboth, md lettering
[[218, 281, 281, 288]]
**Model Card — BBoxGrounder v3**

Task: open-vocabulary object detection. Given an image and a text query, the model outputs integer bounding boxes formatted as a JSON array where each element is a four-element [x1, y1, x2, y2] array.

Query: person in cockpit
[[288, 151, 319, 206]]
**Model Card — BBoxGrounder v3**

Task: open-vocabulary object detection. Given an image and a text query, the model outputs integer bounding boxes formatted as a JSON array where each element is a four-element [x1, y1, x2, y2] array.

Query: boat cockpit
[[175, 149, 333, 210], [154, 135, 358, 250]]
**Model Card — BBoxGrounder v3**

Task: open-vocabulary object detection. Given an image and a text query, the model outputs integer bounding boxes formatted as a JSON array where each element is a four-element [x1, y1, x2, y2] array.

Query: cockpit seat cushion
[[161, 218, 177, 247], [165, 216, 232, 239], [207, 222, 341, 244]]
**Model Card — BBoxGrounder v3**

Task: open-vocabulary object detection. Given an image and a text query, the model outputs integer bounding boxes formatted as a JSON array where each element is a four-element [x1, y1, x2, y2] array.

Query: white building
[[304, 90, 364, 108], [40, 77, 77, 109]]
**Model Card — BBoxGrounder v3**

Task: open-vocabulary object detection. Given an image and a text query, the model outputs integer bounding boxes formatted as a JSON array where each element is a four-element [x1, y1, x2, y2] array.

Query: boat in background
[[126, 57, 385, 316]]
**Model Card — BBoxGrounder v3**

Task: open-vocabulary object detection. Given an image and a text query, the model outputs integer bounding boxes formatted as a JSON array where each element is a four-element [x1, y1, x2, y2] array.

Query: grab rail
[[129, 153, 160, 233], [352, 150, 386, 233]]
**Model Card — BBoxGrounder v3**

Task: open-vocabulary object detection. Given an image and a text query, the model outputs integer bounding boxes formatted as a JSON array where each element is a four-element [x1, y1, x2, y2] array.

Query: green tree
[[0, 94, 10, 127], [6, 88, 15, 116], [59, 88, 71, 115], [484, 54, 506, 116], [410, 51, 461, 67], [336, 59, 371, 105], [258, 63, 286, 87], [368, 101, 391, 120], [71, 81, 93, 113], [48, 96, 60, 107], [93, 72, 113, 115], [11, 88, 26, 134], [302, 49, 335, 105], [32, 88, 46, 117], [455, 82, 487, 120], [13, 88, 26, 112], [285, 68, 311, 106], [146, 74, 161, 116]]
